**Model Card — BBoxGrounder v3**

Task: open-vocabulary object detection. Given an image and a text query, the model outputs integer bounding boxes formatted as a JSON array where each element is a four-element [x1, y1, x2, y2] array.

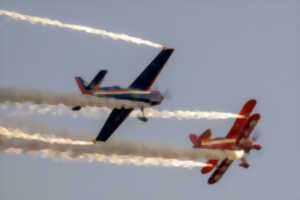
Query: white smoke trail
[[0, 87, 243, 120], [0, 9, 163, 49], [0, 102, 241, 120], [0, 125, 244, 163], [0, 125, 91, 145], [0, 127, 222, 169], [4, 147, 207, 169]]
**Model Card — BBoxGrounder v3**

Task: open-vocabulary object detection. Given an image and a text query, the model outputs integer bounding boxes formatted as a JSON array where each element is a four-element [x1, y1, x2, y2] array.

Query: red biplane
[[189, 99, 261, 184]]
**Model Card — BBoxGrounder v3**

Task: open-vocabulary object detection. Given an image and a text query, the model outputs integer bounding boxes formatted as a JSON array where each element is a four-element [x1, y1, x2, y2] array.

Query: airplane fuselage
[[74, 48, 174, 142], [85, 87, 164, 108], [193, 138, 261, 152], [196, 138, 238, 150]]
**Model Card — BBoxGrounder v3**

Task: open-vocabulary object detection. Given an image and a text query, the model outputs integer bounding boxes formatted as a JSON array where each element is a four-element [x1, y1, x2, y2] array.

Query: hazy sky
[[0, 0, 300, 199]]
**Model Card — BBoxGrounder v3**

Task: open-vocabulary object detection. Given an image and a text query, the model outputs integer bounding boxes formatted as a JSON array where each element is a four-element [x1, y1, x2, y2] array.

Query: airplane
[[189, 99, 261, 184], [72, 48, 174, 143]]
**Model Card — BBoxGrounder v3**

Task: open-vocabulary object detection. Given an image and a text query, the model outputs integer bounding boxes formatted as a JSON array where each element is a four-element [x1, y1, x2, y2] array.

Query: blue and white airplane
[[73, 48, 174, 142]]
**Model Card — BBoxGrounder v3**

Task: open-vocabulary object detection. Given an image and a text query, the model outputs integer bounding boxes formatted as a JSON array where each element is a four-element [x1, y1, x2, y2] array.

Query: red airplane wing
[[201, 160, 218, 174], [237, 113, 261, 143], [208, 159, 233, 184], [226, 99, 256, 139]]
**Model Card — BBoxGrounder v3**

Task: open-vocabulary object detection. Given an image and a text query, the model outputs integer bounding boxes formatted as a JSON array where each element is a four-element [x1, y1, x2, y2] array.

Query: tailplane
[[189, 129, 212, 146], [199, 129, 212, 141], [75, 70, 107, 94]]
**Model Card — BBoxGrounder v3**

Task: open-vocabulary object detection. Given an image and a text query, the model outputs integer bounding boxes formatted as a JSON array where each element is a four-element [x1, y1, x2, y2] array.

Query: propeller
[[152, 85, 172, 101], [252, 131, 260, 142], [251, 128, 263, 157], [162, 88, 172, 101], [252, 125, 262, 142]]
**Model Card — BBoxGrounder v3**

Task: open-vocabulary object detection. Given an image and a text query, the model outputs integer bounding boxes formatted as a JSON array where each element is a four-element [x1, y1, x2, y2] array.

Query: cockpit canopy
[[101, 86, 121, 90]]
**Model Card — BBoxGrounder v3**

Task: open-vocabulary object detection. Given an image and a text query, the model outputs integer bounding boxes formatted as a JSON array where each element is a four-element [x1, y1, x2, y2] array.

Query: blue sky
[[0, 0, 300, 199]]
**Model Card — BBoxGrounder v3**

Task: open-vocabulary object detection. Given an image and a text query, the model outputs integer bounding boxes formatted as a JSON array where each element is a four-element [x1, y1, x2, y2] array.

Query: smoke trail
[[0, 102, 241, 120], [0, 126, 244, 161], [0, 125, 91, 145], [0, 87, 149, 109], [0, 87, 242, 120], [4, 147, 208, 169], [0, 127, 230, 169], [0, 9, 163, 49]]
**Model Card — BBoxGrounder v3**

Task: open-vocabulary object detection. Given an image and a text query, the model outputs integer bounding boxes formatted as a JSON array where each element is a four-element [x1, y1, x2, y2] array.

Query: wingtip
[[162, 46, 175, 51], [208, 180, 216, 185], [240, 99, 257, 117], [248, 99, 257, 106]]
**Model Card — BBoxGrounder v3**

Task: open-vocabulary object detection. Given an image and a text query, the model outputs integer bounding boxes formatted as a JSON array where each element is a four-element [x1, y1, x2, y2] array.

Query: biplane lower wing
[[201, 160, 219, 174], [208, 159, 233, 184]]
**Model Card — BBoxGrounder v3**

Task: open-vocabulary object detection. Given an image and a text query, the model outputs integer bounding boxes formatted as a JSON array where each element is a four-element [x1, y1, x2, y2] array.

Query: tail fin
[[189, 134, 199, 146], [75, 77, 90, 94], [75, 70, 107, 94], [189, 129, 212, 146]]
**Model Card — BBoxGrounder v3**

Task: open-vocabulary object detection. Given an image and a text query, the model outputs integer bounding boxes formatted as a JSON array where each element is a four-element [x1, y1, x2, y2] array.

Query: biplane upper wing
[[129, 48, 174, 90], [95, 108, 133, 142], [226, 99, 257, 139], [208, 159, 234, 184]]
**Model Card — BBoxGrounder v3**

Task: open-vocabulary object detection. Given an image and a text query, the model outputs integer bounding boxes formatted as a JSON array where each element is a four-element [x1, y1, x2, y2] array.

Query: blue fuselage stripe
[[89, 87, 163, 106]]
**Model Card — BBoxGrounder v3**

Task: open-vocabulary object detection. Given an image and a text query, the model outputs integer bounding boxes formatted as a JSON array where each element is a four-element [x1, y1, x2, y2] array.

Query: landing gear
[[239, 158, 250, 168], [138, 107, 148, 122], [253, 144, 262, 150], [72, 105, 82, 111]]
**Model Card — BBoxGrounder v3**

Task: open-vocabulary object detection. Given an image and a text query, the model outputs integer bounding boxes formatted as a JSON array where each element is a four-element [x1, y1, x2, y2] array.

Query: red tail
[[189, 129, 212, 147], [75, 77, 90, 94], [189, 134, 198, 146]]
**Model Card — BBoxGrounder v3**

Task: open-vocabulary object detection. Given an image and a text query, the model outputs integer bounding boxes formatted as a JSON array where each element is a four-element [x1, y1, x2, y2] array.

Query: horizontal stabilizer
[[189, 129, 212, 146], [199, 129, 212, 141], [75, 70, 107, 94], [88, 70, 107, 90]]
